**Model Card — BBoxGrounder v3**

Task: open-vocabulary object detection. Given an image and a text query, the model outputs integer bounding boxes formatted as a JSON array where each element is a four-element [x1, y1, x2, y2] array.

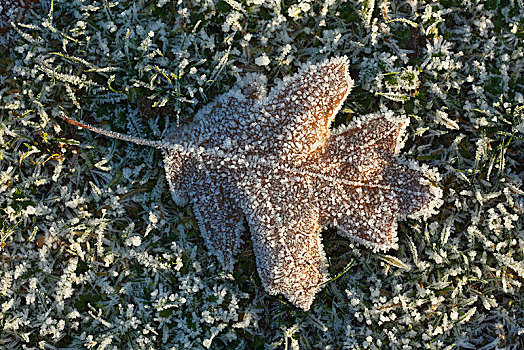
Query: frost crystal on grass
[[1, 0, 523, 348]]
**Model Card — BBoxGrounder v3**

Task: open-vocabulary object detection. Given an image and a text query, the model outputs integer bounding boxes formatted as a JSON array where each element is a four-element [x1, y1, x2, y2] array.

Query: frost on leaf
[[62, 56, 442, 311]]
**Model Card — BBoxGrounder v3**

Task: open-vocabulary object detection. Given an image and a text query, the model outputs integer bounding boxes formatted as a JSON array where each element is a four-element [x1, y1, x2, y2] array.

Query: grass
[[0, 0, 523, 349]]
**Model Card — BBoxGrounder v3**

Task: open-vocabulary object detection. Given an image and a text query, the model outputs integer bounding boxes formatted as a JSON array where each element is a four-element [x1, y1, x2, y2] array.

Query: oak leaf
[[62, 56, 442, 310]]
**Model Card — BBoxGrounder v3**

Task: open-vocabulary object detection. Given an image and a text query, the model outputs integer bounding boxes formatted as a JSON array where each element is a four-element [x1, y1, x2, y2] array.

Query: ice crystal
[[62, 56, 442, 310], [0, 0, 36, 29]]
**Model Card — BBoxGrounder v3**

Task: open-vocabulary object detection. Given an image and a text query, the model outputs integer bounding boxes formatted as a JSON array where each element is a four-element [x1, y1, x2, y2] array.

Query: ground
[[0, 0, 523, 349]]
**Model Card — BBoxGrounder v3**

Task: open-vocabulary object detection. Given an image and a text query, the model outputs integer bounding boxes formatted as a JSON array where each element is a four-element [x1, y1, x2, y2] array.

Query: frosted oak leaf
[[62, 56, 443, 311]]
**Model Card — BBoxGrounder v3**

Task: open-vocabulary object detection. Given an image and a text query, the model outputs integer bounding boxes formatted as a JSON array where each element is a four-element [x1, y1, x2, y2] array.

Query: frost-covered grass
[[0, 0, 523, 349]]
